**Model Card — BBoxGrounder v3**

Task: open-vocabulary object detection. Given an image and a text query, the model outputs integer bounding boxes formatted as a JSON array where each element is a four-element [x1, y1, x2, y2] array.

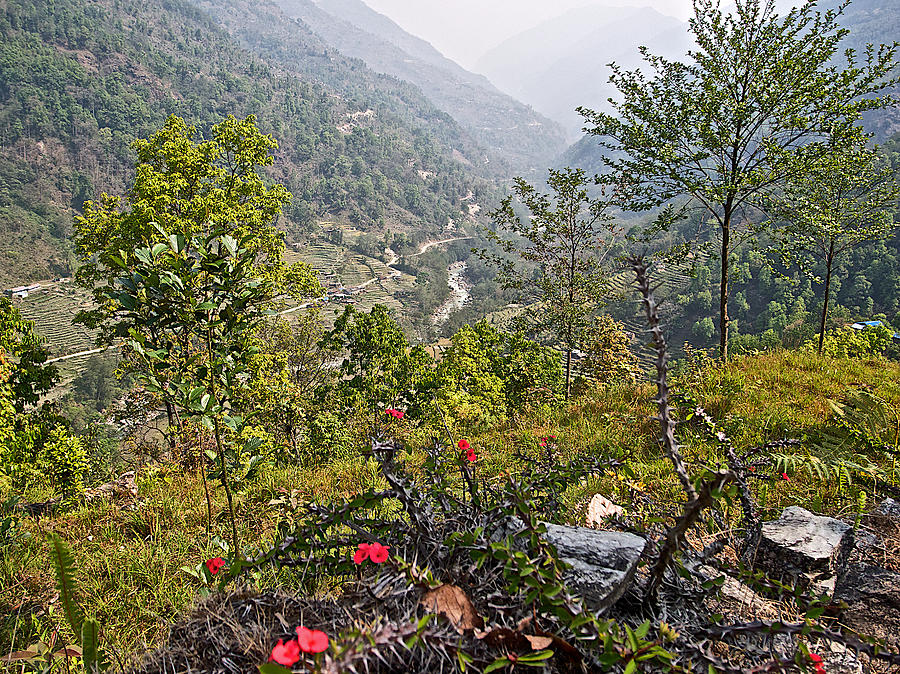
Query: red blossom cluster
[[781, 472, 790, 481], [205, 557, 226, 575], [353, 541, 390, 565], [385, 408, 405, 420], [458, 439, 476, 462], [270, 626, 330, 666], [538, 435, 557, 447]]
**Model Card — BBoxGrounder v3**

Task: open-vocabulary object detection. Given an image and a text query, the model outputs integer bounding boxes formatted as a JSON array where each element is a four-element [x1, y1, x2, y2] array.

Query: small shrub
[[811, 325, 893, 359]]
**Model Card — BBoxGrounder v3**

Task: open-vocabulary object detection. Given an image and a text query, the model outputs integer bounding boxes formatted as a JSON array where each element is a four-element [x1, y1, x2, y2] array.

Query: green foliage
[[75, 114, 319, 332], [324, 305, 436, 420], [48, 533, 85, 640], [438, 322, 563, 427], [581, 0, 898, 356], [47, 533, 107, 672], [580, 315, 640, 384], [811, 325, 894, 359], [0, 297, 58, 412], [486, 167, 619, 397], [89, 114, 322, 556], [41, 425, 88, 499], [761, 140, 898, 352]]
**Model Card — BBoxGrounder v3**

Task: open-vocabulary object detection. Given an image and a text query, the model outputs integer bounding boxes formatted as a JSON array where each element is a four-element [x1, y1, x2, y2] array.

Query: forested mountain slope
[[0, 0, 494, 286], [271, 0, 567, 170]]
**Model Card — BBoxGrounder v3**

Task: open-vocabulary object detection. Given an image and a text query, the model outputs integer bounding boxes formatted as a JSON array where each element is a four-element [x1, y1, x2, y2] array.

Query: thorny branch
[[629, 255, 697, 501]]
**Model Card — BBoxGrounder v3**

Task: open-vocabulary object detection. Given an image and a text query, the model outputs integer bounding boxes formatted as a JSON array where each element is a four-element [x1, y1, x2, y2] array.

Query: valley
[[2, 0, 900, 671]]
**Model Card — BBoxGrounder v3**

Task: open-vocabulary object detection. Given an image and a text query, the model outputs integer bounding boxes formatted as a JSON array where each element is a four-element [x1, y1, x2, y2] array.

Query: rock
[[716, 576, 779, 620], [876, 498, 900, 520], [823, 642, 865, 674], [756, 507, 851, 577], [498, 518, 646, 613], [585, 493, 625, 526], [539, 523, 646, 613], [834, 564, 900, 647]]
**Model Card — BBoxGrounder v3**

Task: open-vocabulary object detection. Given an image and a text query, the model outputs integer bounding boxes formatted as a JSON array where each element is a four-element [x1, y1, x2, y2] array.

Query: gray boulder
[[834, 564, 900, 647], [501, 519, 646, 613], [756, 506, 852, 577], [541, 524, 646, 613], [876, 498, 900, 520]]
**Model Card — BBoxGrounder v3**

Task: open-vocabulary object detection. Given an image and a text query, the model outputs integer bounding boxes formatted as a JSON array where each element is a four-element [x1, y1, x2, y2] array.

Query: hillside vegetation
[[0, 0, 494, 286]]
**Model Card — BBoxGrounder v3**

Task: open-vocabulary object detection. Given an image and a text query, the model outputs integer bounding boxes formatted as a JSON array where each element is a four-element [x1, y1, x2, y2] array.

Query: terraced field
[[15, 285, 96, 358]]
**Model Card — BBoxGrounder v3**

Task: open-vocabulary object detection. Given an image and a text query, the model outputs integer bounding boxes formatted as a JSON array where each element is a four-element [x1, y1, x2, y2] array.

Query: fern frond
[[48, 533, 84, 638], [81, 618, 105, 673]]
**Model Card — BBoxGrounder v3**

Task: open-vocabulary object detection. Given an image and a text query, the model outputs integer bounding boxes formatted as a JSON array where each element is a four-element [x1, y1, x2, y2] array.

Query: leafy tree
[[438, 322, 563, 427], [324, 305, 435, 422], [75, 114, 320, 447], [486, 168, 619, 399], [239, 315, 336, 462], [580, 315, 640, 384], [88, 115, 320, 558], [0, 297, 58, 412], [761, 142, 898, 353], [579, 0, 898, 357]]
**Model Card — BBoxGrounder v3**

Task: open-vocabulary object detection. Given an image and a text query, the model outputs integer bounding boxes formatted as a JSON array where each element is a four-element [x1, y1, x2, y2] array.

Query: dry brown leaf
[[53, 646, 82, 658], [474, 626, 530, 651], [524, 635, 554, 650], [0, 651, 39, 663], [420, 584, 484, 632]]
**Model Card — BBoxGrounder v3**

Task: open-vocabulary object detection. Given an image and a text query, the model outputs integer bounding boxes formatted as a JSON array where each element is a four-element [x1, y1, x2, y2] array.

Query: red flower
[[539, 438, 547, 447], [466, 447, 477, 463], [781, 472, 790, 481], [296, 626, 329, 654], [270, 639, 300, 666], [458, 439, 470, 451], [809, 652, 825, 674], [353, 542, 371, 565], [385, 408, 404, 420], [369, 541, 390, 563], [205, 557, 226, 575], [353, 541, 389, 564], [548, 435, 556, 440]]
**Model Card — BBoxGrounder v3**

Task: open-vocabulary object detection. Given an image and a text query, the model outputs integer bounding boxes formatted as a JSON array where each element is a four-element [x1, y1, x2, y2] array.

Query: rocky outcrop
[[500, 518, 646, 613], [756, 506, 852, 577], [540, 524, 647, 613]]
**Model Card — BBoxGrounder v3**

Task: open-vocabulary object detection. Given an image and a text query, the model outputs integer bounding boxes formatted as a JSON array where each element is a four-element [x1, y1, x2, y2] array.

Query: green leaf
[[484, 658, 511, 673], [517, 649, 554, 665], [81, 619, 105, 673], [258, 664, 292, 674], [47, 534, 85, 639]]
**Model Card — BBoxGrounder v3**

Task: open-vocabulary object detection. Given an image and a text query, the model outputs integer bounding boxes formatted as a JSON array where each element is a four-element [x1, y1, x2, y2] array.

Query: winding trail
[[413, 236, 473, 256]]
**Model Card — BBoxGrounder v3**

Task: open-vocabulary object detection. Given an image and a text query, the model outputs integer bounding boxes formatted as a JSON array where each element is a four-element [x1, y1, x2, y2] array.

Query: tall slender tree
[[485, 168, 620, 399], [761, 142, 898, 353], [579, 0, 898, 357]]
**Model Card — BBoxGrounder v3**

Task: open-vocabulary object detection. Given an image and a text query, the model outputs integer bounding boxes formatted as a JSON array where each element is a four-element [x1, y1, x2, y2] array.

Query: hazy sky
[[359, 0, 696, 69]]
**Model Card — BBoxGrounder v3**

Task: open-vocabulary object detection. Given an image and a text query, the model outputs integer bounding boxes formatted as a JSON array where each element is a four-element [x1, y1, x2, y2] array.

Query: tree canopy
[[580, 0, 898, 357]]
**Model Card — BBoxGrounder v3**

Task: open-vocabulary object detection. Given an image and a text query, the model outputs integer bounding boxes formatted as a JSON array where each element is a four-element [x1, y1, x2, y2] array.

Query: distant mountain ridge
[[272, 0, 568, 170], [475, 4, 690, 139]]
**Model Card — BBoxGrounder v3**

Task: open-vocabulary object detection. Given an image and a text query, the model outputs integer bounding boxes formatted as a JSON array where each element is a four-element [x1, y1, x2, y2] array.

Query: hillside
[[0, 0, 496, 287], [272, 0, 568, 170]]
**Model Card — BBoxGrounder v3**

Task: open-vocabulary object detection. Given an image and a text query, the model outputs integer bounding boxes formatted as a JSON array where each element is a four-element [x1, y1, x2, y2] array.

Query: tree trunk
[[818, 239, 836, 355], [164, 400, 177, 453], [565, 349, 572, 401], [718, 205, 732, 359]]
